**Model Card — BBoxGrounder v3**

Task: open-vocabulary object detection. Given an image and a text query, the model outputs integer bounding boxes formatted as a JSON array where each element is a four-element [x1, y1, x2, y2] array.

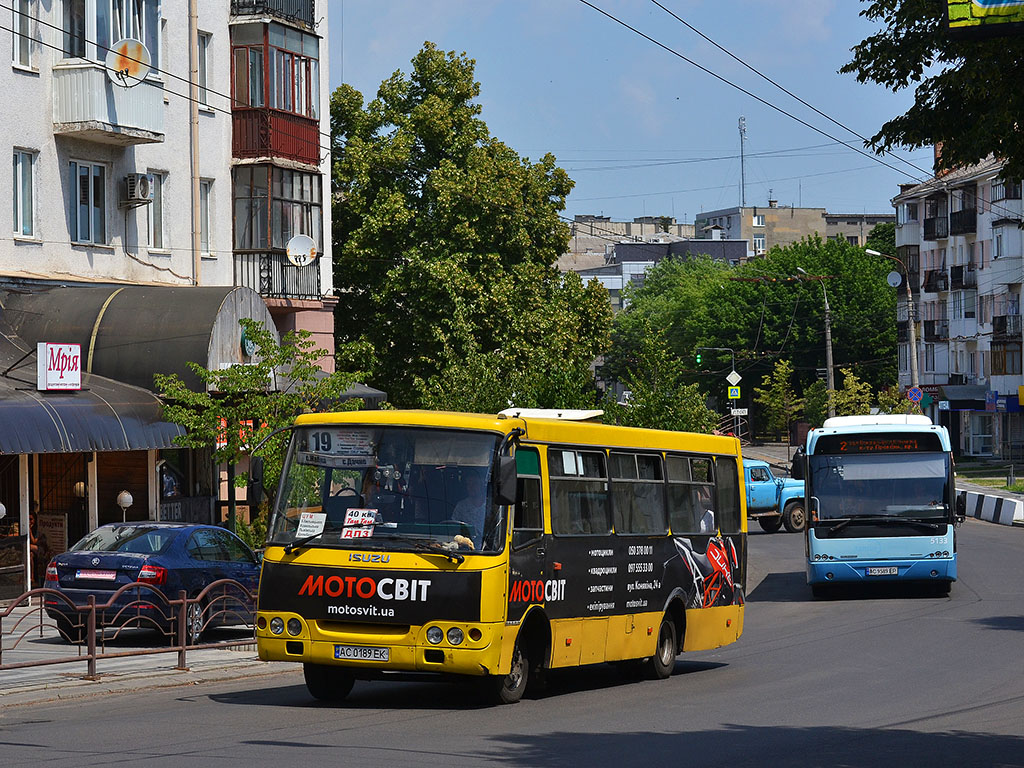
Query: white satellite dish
[[886, 270, 902, 288], [286, 234, 319, 267], [104, 38, 151, 87]]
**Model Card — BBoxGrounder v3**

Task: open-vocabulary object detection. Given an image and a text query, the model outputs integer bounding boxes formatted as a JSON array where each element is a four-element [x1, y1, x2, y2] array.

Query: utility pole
[[797, 268, 836, 418], [867, 249, 919, 389], [738, 116, 747, 207]]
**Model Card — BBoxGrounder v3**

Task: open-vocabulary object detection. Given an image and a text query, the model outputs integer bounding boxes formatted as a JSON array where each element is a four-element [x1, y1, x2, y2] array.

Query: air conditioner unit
[[123, 173, 153, 205]]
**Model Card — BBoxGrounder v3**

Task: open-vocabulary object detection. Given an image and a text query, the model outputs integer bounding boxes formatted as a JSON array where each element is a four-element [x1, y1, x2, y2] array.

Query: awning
[[939, 384, 989, 411], [0, 328, 183, 455]]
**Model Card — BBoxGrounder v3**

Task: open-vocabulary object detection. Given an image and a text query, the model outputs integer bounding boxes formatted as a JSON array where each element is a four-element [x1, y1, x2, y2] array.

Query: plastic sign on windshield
[[948, 0, 1024, 37]]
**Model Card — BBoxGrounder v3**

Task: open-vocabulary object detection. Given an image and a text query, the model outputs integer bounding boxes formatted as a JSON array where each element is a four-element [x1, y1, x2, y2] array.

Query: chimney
[[768, 199, 778, 208]]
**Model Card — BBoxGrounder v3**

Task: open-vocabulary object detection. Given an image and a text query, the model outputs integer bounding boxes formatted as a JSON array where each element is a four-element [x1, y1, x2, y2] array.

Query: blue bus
[[803, 415, 963, 597]]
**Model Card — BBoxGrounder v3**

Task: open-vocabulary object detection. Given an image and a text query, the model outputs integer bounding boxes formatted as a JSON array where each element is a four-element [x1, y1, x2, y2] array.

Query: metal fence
[[0, 580, 256, 681]]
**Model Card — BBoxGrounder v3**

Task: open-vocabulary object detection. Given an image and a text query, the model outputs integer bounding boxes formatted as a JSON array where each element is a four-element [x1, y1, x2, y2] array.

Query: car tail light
[[45, 562, 59, 582], [138, 564, 167, 585]]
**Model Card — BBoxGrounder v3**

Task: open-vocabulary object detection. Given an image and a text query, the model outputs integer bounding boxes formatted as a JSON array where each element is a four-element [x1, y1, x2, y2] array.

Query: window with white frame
[[200, 179, 212, 253], [68, 160, 106, 244], [951, 292, 963, 320], [925, 343, 935, 372], [994, 229, 1004, 260], [12, 149, 35, 236], [752, 214, 765, 227], [753, 233, 765, 253], [147, 171, 164, 249], [64, 0, 160, 66], [198, 32, 210, 106], [13, 0, 33, 67]]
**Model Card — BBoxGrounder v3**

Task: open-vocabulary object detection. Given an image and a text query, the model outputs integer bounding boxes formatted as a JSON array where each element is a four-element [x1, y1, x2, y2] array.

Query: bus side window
[[715, 457, 741, 533], [513, 447, 543, 548], [666, 455, 717, 533], [550, 448, 610, 535], [610, 451, 667, 534]]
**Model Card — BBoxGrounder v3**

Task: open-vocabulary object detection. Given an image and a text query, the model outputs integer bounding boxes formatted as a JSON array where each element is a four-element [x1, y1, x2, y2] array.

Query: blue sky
[[328, 1, 934, 223]]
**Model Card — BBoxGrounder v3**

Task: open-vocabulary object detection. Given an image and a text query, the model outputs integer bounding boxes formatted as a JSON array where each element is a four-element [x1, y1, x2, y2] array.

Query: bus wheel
[[782, 501, 806, 533], [647, 617, 677, 680], [303, 663, 355, 702], [490, 640, 529, 704], [758, 516, 783, 533], [810, 583, 831, 599]]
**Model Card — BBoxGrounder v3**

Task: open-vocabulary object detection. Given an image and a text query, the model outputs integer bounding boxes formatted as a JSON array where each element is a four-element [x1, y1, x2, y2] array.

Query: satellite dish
[[104, 39, 151, 87], [286, 234, 319, 268], [886, 270, 903, 288]]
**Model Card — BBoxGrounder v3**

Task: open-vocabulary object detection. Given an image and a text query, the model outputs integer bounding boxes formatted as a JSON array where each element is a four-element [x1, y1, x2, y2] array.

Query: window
[[925, 343, 935, 372], [12, 150, 35, 237], [65, 0, 160, 65], [147, 171, 163, 249], [666, 455, 716, 533], [993, 178, 1022, 202], [63, 0, 85, 57], [847, 235, 859, 245], [994, 230, 1004, 260], [270, 167, 321, 250], [715, 457, 741, 534], [752, 214, 765, 227], [951, 292, 963, 320], [899, 344, 908, 373], [992, 342, 1022, 375], [68, 160, 105, 244], [197, 32, 210, 106], [232, 41, 264, 107], [267, 23, 319, 118], [13, 0, 33, 67], [513, 447, 543, 548], [199, 179, 212, 253], [610, 452, 666, 534], [753, 233, 765, 253], [549, 448, 610, 535]]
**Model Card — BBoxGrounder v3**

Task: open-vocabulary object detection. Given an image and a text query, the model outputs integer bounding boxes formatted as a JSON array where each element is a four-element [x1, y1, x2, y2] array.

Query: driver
[[451, 472, 488, 548]]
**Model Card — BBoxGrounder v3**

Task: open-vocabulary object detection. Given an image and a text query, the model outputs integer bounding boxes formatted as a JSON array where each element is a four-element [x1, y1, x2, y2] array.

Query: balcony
[[924, 319, 948, 340], [52, 63, 163, 145], [897, 321, 909, 342], [234, 251, 321, 300], [923, 269, 949, 293], [231, 0, 314, 27], [232, 109, 320, 167], [950, 265, 978, 290], [993, 314, 1023, 339], [923, 216, 948, 241], [949, 207, 977, 236]]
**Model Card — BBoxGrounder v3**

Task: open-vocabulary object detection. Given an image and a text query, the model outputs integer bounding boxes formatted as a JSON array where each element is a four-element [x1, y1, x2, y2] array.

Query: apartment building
[[0, 0, 333, 596], [892, 156, 1024, 457]]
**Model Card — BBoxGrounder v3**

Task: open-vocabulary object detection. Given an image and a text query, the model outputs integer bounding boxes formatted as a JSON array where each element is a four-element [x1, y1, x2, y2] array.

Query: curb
[[956, 489, 1024, 526]]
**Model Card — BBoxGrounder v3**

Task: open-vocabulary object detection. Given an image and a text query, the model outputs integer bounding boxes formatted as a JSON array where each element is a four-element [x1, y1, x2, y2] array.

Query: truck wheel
[[488, 639, 529, 704], [646, 616, 677, 680], [758, 516, 783, 533], [782, 501, 806, 533]]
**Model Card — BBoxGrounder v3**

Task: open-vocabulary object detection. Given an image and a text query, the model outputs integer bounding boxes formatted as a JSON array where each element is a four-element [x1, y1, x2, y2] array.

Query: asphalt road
[[2, 519, 1023, 768]]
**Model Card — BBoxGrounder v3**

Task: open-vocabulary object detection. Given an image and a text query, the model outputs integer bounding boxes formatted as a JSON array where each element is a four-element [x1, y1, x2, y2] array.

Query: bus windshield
[[808, 452, 950, 521], [268, 426, 504, 553]]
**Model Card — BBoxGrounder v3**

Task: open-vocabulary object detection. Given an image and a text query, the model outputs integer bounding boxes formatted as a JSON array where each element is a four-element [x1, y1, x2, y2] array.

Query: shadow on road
[[746, 571, 809, 603]]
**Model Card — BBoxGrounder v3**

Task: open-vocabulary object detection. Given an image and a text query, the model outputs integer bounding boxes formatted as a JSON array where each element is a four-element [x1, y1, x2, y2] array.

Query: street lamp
[[116, 490, 133, 523], [867, 249, 919, 389], [797, 267, 835, 418]]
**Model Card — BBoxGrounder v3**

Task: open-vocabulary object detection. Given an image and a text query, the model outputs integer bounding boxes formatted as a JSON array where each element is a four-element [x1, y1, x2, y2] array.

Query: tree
[[754, 359, 804, 441], [831, 367, 874, 416], [331, 43, 611, 409], [841, 1, 1024, 181], [866, 221, 896, 257], [877, 385, 921, 415], [602, 321, 718, 434], [803, 380, 829, 428], [154, 319, 360, 533]]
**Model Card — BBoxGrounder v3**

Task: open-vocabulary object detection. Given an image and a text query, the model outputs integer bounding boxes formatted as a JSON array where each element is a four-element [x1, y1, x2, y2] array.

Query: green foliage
[[803, 380, 829, 428], [331, 43, 611, 410], [831, 367, 874, 416], [154, 319, 361, 499], [234, 507, 268, 551], [754, 359, 804, 439], [876, 385, 921, 415], [866, 222, 896, 257], [841, 1, 1024, 181], [602, 322, 718, 434]]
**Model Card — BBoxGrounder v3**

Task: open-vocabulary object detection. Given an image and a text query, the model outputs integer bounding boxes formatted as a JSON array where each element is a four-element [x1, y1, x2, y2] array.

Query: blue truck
[[744, 458, 806, 533]]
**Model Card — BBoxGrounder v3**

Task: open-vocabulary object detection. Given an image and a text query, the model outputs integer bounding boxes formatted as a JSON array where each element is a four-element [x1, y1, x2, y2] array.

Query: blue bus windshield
[[808, 452, 949, 521]]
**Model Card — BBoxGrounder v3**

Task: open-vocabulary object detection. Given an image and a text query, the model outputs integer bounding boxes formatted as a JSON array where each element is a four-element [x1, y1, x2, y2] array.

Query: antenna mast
[[738, 116, 747, 207]]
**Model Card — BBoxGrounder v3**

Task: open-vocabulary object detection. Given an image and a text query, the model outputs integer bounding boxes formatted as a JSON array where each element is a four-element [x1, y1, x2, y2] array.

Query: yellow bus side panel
[[682, 605, 744, 652], [550, 619, 582, 668], [579, 617, 609, 665], [604, 614, 633, 660]]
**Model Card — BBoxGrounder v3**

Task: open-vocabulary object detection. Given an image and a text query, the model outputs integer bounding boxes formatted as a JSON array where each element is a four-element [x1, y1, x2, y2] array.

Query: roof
[[892, 156, 1005, 202]]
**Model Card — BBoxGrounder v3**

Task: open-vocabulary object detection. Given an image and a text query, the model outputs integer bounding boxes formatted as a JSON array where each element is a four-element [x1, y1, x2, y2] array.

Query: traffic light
[[696, 350, 702, 365]]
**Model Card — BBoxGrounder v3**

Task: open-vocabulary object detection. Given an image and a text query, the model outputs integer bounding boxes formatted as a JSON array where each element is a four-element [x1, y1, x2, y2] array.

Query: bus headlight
[[446, 627, 465, 646], [426, 626, 444, 644], [270, 617, 285, 635], [287, 618, 302, 636]]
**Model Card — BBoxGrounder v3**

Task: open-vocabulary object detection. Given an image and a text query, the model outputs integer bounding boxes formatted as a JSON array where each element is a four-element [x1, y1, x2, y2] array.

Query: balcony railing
[[949, 208, 977, 236], [923, 270, 949, 293], [231, 0, 314, 26], [923, 216, 949, 241], [924, 319, 949, 340], [993, 314, 1023, 339], [950, 265, 978, 290], [52, 64, 164, 145], [234, 251, 321, 300], [232, 109, 320, 167]]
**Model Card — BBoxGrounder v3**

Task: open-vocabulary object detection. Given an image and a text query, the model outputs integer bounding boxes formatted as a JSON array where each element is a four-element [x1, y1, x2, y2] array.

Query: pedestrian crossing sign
[[727, 386, 741, 400]]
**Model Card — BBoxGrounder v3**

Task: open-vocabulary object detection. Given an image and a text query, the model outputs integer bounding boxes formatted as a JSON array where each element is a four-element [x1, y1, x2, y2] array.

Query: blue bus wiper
[[826, 516, 942, 536]]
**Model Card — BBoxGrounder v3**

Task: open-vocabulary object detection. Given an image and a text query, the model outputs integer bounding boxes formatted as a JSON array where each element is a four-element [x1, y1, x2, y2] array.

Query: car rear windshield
[[71, 525, 178, 555]]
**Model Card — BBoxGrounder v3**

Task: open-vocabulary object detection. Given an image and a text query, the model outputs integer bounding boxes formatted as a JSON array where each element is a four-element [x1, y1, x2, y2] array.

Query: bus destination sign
[[816, 432, 943, 455]]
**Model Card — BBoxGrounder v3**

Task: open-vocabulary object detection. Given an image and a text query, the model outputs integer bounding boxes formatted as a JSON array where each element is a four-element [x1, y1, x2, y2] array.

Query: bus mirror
[[495, 456, 518, 506], [249, 456, 265, 504], [955, 493, 966, 517]]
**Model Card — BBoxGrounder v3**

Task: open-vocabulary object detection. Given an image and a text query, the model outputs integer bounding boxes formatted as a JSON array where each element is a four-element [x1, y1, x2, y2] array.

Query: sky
[[328, 0, 936, 223]]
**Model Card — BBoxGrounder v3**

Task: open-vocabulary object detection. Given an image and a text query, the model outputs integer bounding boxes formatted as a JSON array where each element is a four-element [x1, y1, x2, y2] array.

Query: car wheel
[[54, 613, 84, 644], [758, 516, 783, 533], [647, 616, 677, 680], [303, 663, 355, 702], [178, 599, 205, 646], [488, 638, 529, 704], [782, 501, 806, 533]]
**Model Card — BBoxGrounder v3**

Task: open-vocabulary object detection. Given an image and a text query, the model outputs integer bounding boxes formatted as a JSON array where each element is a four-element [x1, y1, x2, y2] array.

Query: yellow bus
[[254, 409, 746, 703]]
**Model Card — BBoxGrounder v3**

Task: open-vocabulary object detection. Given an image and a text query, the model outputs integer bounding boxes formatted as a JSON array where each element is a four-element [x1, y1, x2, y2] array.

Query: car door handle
[[535, 547, 545, 559]]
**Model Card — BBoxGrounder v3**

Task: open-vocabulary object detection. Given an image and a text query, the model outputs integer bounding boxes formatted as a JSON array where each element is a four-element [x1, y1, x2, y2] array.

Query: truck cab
[[744, 458, 806, 533]]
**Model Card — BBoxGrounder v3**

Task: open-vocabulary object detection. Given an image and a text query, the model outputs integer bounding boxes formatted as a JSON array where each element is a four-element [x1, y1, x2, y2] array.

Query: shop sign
[[985, 390, 998, 412], [36, 343, 81, 391]]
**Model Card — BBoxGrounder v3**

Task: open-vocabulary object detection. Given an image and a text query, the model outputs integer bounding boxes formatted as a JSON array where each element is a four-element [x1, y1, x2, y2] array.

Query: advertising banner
[[948, 0, 1024, 36]]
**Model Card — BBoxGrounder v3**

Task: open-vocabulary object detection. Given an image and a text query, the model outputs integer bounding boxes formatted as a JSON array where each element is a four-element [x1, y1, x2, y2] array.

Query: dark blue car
[[44, 522, 261, 644]]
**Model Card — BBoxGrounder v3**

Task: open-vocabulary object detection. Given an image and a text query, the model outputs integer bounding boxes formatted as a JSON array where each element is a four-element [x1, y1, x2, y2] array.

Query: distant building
[[559, 214, 696, 271]]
